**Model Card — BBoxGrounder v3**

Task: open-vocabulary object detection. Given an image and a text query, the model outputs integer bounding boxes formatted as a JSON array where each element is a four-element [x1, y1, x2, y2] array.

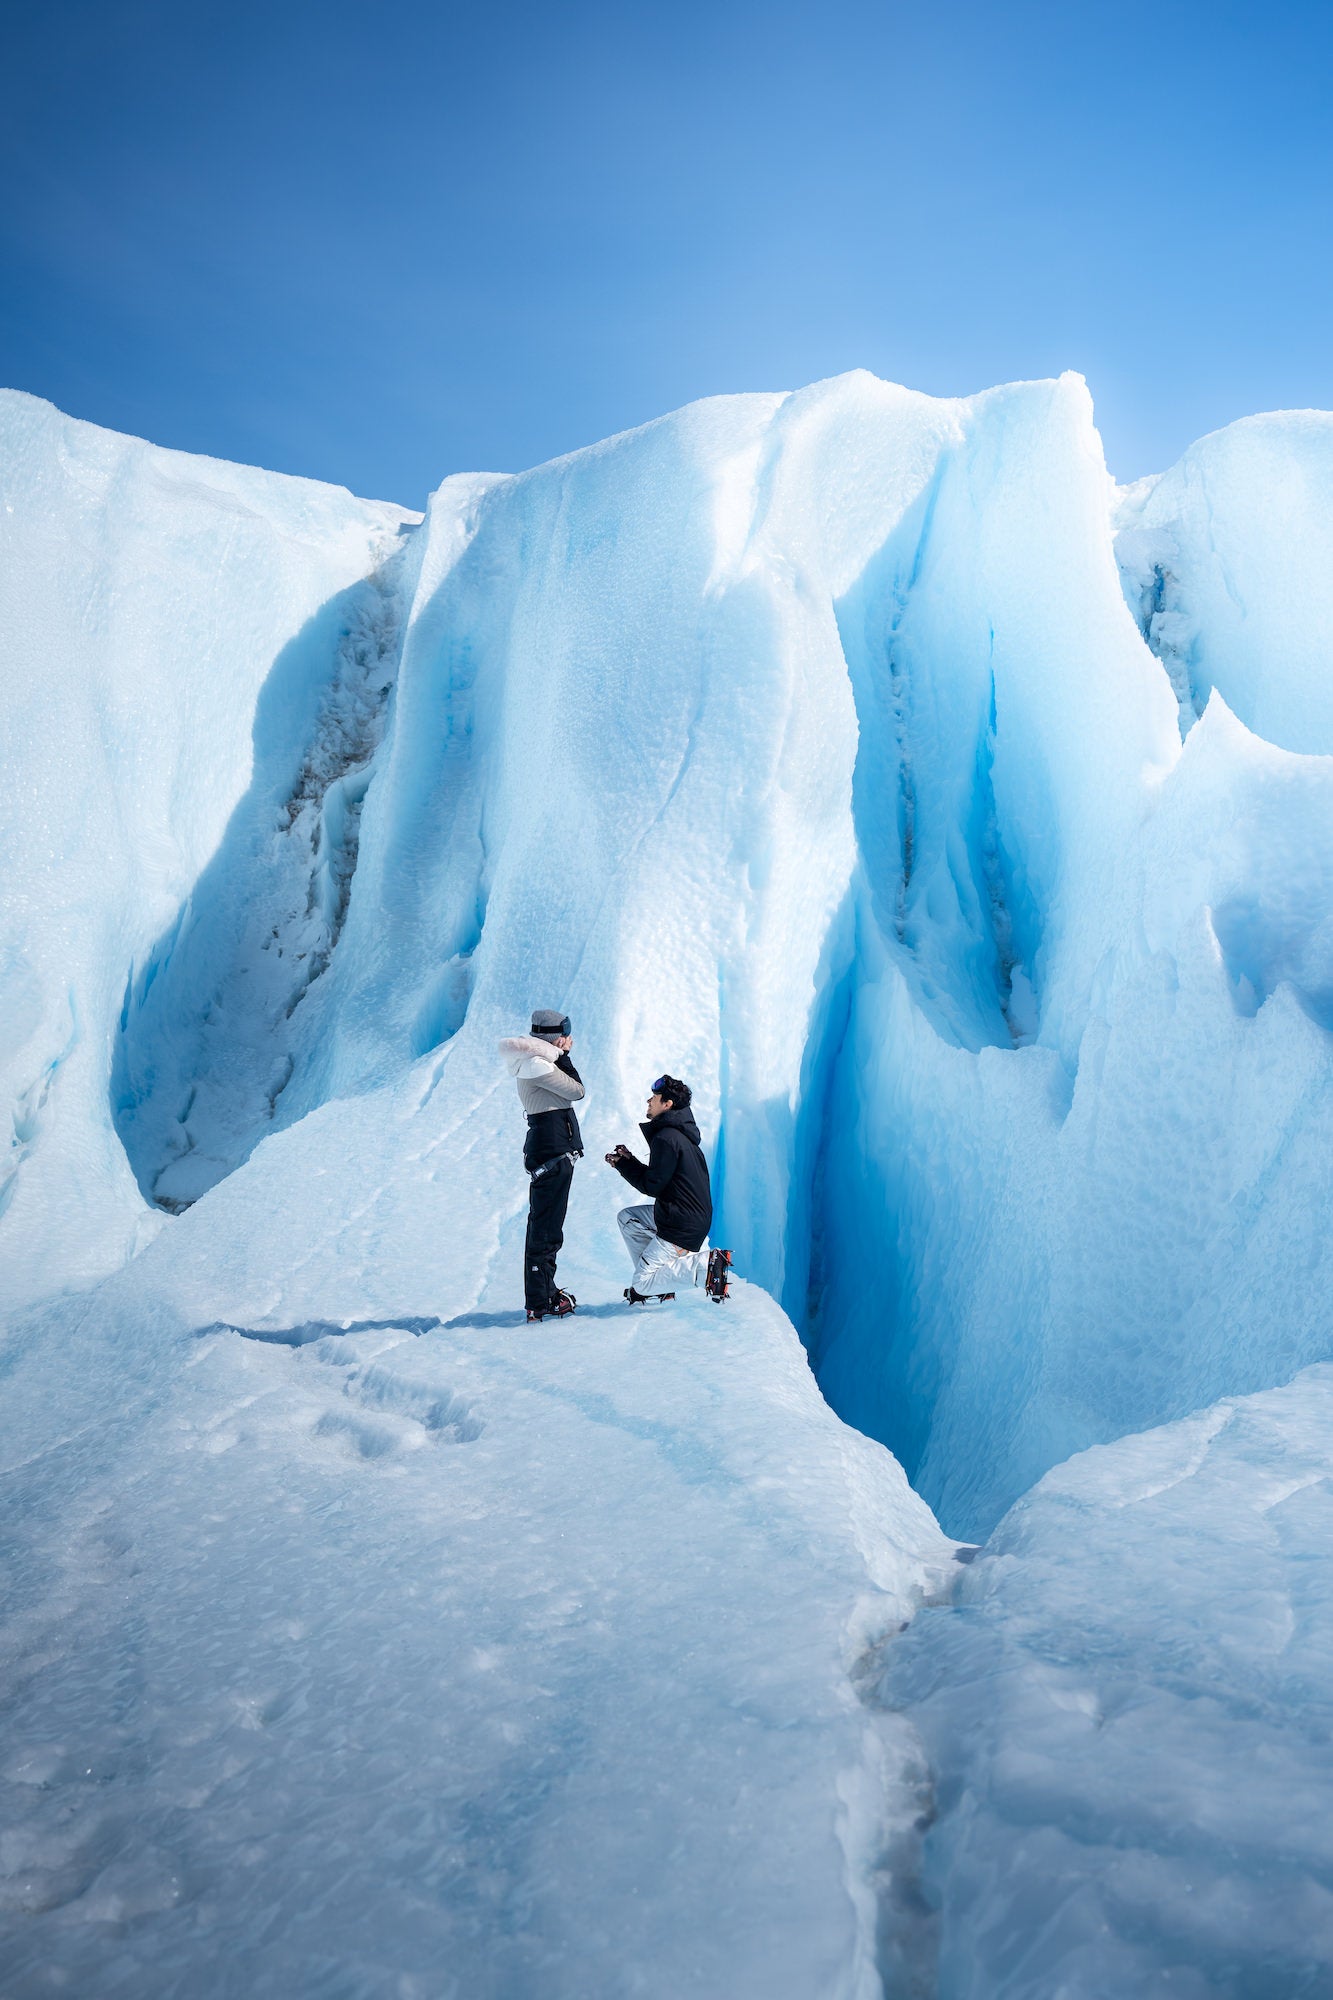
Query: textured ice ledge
[[0, 1091, 957, 1995], [882, 1364, 1333, 1997]]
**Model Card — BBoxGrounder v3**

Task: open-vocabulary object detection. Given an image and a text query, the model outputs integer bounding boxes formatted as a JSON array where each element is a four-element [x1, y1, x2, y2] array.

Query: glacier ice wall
[[813, 401, 1333, 1532], [6, 379, 1333, 1537], [0, 391, 415, 1300], [1116, 410, 1333, 749]]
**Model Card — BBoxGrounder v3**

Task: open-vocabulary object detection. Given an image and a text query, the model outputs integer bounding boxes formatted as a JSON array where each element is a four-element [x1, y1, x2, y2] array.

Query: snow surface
[[882, 1366, 1333, 1998], [1, 1088, 955, 1996], [5, 372, 1333, 1990]]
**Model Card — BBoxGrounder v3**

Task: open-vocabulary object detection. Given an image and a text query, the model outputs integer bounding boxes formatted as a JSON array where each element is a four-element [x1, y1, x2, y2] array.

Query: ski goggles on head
[[650, 1076, 669, 1095], [532, 1014, 571, 1037]]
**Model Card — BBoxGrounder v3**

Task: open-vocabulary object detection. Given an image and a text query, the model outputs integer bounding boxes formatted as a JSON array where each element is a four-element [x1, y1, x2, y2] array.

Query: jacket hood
[[499, 1034, 561, 1077], [641, 1106, 702, 1146]]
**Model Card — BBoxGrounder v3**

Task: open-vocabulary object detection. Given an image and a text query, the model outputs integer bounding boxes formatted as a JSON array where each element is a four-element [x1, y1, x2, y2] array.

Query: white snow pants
[[617, 1204, 707, 1295]]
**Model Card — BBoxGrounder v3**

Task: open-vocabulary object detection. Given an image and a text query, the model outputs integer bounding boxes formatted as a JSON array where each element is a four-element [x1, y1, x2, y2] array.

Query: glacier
[[883, 1367, 1333, 1998], [4, 373, 1333, 1994]]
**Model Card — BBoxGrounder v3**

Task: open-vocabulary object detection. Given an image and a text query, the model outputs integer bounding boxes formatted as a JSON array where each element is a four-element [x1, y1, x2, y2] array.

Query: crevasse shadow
[[112, 539, 414, 1215], [833, 465, 1042, 1057], [444, 1301, 686, 1330], [195, 1303, 689, 1345], [198, 1316, 443, 1347]]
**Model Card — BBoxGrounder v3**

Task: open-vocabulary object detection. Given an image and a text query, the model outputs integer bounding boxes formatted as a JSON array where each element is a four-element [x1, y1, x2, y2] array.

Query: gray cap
[[531, 1009, 571, 1040]]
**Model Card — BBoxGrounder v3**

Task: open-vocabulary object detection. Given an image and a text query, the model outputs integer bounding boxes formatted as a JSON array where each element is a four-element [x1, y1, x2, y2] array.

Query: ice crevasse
[[4, 374, 1333, 1993], [8, 373, 1333, 1530]]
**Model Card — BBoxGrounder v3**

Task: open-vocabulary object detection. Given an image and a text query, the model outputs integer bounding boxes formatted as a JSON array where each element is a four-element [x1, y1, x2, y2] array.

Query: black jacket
[[613, 1106, 712, 1251]]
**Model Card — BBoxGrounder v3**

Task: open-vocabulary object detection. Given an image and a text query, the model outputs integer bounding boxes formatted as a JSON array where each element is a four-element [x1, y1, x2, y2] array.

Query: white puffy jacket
[[498, 1037, 587, 1116]]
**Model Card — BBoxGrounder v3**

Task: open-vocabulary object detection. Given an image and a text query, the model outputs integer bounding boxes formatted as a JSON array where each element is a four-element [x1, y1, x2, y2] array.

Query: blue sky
[[2, 0, 1329, 505]]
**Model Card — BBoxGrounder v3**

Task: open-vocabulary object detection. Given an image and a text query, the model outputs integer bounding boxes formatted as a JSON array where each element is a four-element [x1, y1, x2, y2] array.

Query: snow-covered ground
[[5, 374, 1333, 1993], [1, 1096, 956, 1997], [883, 1367, 1333, 1998]]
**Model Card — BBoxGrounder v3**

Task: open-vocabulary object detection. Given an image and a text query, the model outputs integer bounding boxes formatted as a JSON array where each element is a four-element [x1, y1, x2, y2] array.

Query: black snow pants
[[524, 1157, 574, 1312]]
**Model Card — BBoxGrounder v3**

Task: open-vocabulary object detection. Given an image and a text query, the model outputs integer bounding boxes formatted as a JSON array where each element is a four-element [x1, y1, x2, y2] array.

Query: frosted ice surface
[[15, 377, 1333, 1542], [1116, 411, 1333, 751], [0, 391, 415, 1305], [880, 1367, 1333, 1997], [804, 395, 1333, 1533], [6, 370, 1333, 1988], [0, 380, 961, 1986], [0, 1085, 954, 1995]]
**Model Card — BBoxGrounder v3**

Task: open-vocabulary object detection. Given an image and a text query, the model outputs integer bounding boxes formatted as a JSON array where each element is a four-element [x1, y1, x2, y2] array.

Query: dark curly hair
[[653, 1074, 691, 1108]]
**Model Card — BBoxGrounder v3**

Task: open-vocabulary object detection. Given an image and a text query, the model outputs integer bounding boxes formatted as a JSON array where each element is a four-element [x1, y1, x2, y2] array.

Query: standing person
[[499, 1010, 584, 1322], [606, 1074, 718, 1303]]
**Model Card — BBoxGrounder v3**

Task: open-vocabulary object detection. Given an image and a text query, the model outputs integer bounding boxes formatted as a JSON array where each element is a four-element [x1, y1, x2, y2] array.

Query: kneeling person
[[607, 1075, 712, 1302]]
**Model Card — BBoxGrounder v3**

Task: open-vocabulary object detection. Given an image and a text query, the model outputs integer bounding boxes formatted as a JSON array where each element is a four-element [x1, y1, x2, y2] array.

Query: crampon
[[527, 1290, 577, 1322], [705, 1249, 732, 1302]]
